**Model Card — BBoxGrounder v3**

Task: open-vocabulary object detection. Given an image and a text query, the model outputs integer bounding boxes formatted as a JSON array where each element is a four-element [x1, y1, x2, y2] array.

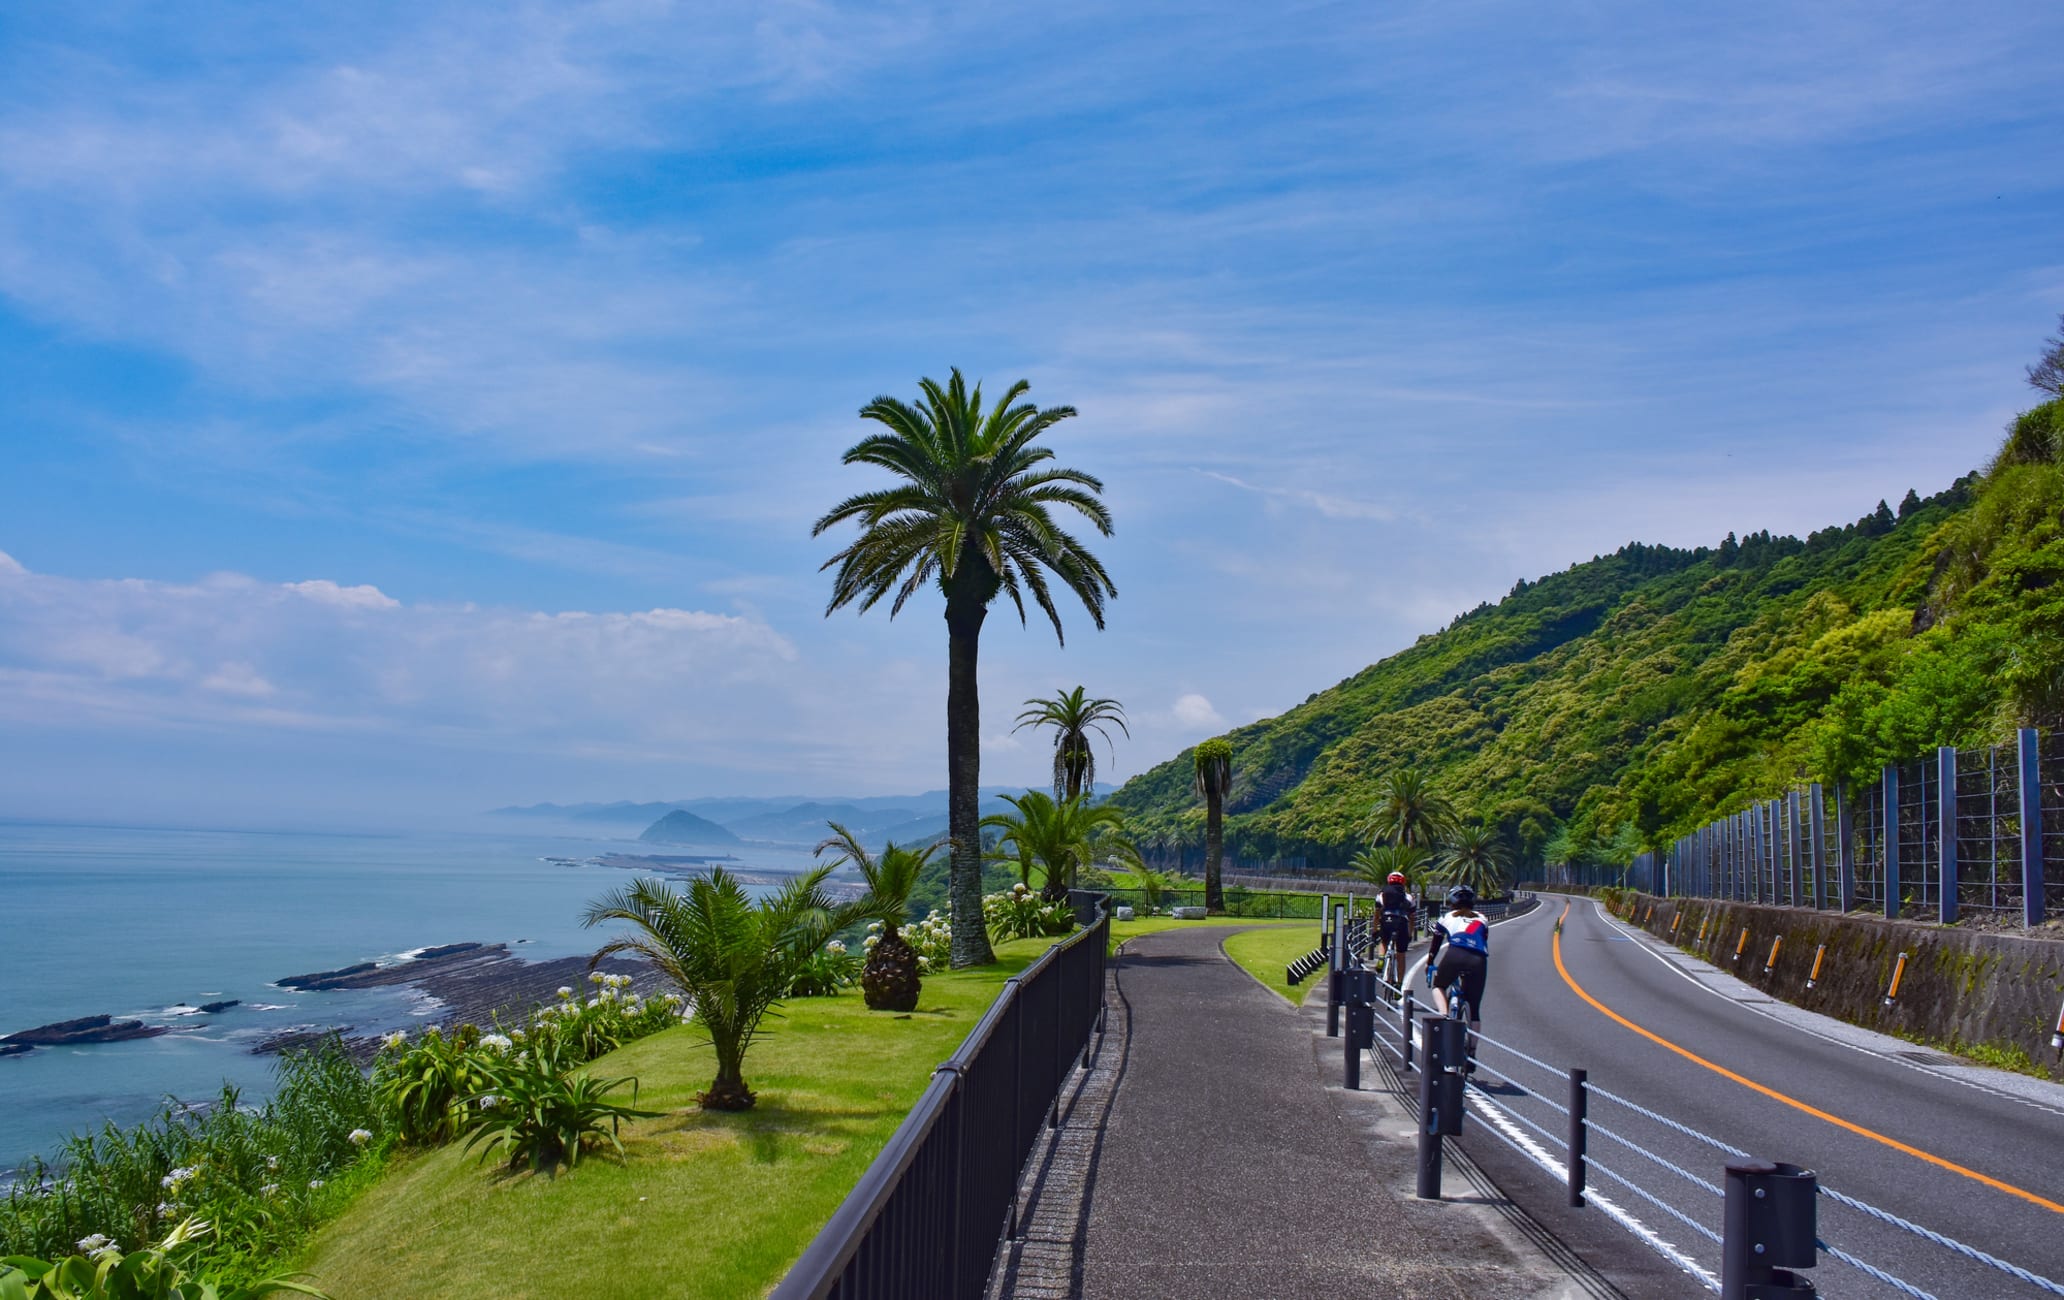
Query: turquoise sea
[[0, 820, 808, 1173]]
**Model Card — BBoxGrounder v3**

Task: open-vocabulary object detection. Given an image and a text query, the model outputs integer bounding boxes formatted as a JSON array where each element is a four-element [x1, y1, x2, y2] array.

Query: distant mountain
[[638, 810, 743, 846], [721, 802, 923, 845], [493, 785, 1113, 843]]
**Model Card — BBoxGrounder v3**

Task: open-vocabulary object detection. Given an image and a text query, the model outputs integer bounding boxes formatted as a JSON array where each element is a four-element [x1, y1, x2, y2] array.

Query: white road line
[[1578, 897, 2064, 1120]]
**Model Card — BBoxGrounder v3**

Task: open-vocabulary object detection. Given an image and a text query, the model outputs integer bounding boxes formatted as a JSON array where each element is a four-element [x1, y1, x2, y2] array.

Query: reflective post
[[1567, 1067, 1588, 1207]]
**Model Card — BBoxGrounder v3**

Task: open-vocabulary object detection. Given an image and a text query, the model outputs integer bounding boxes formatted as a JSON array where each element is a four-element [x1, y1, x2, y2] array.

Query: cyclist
[[1375, 871, 1416, 981], [1425, 885, 1489, 1038]]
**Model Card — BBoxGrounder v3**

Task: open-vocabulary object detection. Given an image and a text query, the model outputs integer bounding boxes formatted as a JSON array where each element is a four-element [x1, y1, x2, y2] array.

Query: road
[[1386, 894, 2064, 1298]]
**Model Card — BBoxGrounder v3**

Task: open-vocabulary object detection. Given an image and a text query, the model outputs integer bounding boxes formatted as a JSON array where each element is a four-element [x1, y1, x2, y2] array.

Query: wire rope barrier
[[1815, 1239, 1942, 1300], [1818, 1185, 2064, 1297], [1583, 1119, 1728, 1199]]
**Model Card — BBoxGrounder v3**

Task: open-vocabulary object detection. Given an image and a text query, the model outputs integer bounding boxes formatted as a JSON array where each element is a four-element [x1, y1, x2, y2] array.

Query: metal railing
[[1336, 899, 2064, 1298], [1543, 726, 2057, 926], [771, 893, 1111, 1300]]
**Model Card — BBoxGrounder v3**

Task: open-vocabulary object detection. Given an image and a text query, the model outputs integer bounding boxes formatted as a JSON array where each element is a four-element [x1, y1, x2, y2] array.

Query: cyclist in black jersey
[[1375, 872, 1416, 975]]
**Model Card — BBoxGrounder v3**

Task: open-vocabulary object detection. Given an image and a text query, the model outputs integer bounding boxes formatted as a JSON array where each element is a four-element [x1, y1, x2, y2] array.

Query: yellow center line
[[1548, 902, 2064, 1217]]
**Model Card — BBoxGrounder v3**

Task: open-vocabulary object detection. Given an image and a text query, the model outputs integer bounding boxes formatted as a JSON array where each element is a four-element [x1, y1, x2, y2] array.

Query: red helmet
[[1386, 872, 1407, 885]]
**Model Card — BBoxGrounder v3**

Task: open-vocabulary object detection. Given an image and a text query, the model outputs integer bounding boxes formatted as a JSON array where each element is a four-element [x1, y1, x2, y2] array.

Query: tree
[[1350, 843, 1431, 889], [816, 824, 940, 1012], [582, 867, 845, 1111], [1438, 825, 1511, 897], [2029, 312, 2064, 399], [1192, 738, 1233, 913], [1367, 769, 1457, 851], [1015, 686, 1129, 804], [981, 790, 1131, 902], [815, 370, 1116, 968]]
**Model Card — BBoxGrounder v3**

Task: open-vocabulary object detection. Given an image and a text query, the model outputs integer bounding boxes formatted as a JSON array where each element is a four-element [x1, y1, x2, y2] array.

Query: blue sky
[[1, 1, 2059, 826]]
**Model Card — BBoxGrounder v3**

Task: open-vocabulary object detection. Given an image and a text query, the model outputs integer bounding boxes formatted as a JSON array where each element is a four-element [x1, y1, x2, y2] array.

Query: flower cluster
[[903, 910, 953, 970], [788, 939, 862, 997]]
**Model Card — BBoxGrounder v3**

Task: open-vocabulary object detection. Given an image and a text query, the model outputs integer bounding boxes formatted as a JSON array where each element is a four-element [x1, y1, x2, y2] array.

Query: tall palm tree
[[1015, 686, 1129, 803], [581, 866, 843, 1111], [1439, 824, 1511, 897], [816, 824, 940, 1012], [1368, 768, 1458, 851], [1192, 738, 1233, 914], [981, 790, 1131, 902], [815, 370, 1116, 968]]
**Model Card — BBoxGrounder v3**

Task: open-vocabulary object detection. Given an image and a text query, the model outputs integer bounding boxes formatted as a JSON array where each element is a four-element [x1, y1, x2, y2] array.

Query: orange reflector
[[1764, 935, 1783, 973], [1807, 944, 1827, 988], [1884, 951, 1910, 1005], [1734, 928, 1751, 961]]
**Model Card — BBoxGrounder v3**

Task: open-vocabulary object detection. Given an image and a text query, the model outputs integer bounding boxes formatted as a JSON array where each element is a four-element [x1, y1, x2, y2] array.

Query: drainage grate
[[1892, 1050, 1955, 1065]]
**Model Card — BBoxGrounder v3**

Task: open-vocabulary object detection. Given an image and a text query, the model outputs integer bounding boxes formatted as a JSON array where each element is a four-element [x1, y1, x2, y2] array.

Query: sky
[[1, 1, 2060, 828]]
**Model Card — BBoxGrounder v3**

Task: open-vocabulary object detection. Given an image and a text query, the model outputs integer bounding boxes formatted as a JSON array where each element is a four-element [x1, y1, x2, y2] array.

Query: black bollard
[[1567, 1067, 1588, 1207], [1720, 1161, 1818, 1299], [1400, 994, 1416, 1073], [1415, 1018, 1445, 1199]]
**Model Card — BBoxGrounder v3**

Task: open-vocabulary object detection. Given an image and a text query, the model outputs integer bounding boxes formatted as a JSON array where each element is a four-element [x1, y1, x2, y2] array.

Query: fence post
[[1567, 1067, 1588, 1207], [2021, 728, 2045, 928], [1401, 994, 1415, 1072], [1326, 905, 1345, 1038], [1808, 783, 1826, 910], [1883, 765, 1900, 919], [1319, 892, 1331, 952], [1344, 970, 1369, 1091], [1938, 746, 1959, 924], [1720, 1161, 1818, 1298], [1786, 790, 1801, 907], [1836, 781, 1855, 911], [1416, 1020, 1444, 1199]]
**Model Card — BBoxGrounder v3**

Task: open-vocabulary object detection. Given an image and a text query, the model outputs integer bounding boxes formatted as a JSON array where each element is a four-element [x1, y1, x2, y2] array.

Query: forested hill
[[1110, 394, 2064, 873]]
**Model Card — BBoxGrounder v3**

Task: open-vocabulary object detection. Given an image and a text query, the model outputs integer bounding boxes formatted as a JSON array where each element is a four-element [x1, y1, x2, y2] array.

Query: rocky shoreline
[[2, 1014, 170, 1054]]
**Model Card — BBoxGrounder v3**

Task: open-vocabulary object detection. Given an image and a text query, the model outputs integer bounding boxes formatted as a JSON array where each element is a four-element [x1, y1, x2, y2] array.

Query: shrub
[[371, 1028, 494, 1147], [457, 1041, 656, 1175], [0, 1216, 330, 1299], [787, 941, 862, 997], [982, 884, 1076, 941], [895, 909, 954, 973]]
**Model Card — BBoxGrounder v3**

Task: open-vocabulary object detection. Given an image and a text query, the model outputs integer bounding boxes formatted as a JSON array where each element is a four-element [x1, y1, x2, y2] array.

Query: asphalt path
[[1385, 895, 2064, 1298]]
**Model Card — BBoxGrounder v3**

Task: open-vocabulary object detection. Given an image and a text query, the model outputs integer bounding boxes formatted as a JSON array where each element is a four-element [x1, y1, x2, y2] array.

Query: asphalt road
[[1384, 895, 2064, 1298]]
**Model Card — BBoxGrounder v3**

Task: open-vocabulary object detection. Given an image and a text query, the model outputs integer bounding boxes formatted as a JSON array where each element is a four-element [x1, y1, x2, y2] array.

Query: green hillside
[[1112, 395, 2064, 873]]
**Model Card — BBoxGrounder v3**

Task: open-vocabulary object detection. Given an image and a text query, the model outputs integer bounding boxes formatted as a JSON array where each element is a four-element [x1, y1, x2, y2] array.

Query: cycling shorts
[[1432, 947, 1487, 1017], [1378, 917, 1413, 950]]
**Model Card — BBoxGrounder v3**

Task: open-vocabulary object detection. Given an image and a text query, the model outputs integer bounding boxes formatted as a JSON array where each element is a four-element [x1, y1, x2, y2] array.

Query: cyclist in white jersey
[[1425, 885, 1489, 1030]]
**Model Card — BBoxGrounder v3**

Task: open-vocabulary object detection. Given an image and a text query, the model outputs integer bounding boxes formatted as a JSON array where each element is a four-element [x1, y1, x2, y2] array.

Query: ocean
[[0, 820, 811, 1172]]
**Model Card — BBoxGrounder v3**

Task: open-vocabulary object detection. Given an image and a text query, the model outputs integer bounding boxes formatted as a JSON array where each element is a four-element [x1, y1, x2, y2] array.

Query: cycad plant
[[816, 824, 939, 1012], [1192, 739, 1233, 914], [581, 867, 844, 1111], [1014, 687, 1128, 804], [980, 791, 1130, 903], [815, 370, 1116, 968], [1350, 843, 1432, 890], [1439, 825, 1511, 898]]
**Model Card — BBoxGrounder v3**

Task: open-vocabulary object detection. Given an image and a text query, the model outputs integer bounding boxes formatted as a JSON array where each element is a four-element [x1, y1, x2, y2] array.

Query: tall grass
[[0, 1036, 386, 1286]]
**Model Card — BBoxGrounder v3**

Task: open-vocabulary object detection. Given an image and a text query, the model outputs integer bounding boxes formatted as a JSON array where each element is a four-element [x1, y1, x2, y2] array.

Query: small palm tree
[[1192, 738, 1233, 914], [1015, 686, 1129, 803], [816, 824, 940, 1012], [982, 790, 1132, 902], [1368, 769, 1457, 851], [815, 370, 1116, 969], [581, 866, 843, 1111], [1350, 843, 1432, 890], [1440, 825, 1511, 898]]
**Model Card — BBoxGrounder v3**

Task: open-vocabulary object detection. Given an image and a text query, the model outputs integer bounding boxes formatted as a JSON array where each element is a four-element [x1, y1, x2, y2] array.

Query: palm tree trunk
[[946, 597, 997, 967], [1205, 794, 1225, 913]]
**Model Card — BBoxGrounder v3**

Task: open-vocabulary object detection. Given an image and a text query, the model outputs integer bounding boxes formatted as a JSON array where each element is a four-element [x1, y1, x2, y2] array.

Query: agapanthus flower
[[75, 1234, 110, 1253], [479, 1034, 513, 1053], [308, 1179, 324, 1191], [556, 986, 573, 998], [384, 1030, 407, 1049], [260, 1184, 279, 1198], [347, 1128, 373, 1146]]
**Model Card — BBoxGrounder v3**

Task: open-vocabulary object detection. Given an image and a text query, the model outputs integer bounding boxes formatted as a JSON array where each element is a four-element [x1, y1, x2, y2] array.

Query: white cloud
[[0, 550, 22, 575], [1171, 693, 1223, 731], [284, 579, 401, 610]]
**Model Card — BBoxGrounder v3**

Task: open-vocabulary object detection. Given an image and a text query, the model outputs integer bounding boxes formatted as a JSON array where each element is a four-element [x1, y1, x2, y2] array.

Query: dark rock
[[276, 961, 378, 991], [0, 1042, 32, 1058], [197, 1000, 240, 1014], [253, 1027, 349, 1055], [414, 943, 486, 962], [3, 1015, 168, 1046]]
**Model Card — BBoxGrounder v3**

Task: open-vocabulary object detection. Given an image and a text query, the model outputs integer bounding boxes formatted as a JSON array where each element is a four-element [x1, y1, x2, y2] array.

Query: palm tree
[[1015, 686, 1129, 803], [981, 790, 1131, 902], [815, 824, 940, 1012], [1350, 843, 1432, 890], [1192, 738, 1233, 914], [581, 866, 844, 1111], [1439, 825, 1511, 898], [1368, 769, 1458, 851], [815, 370, 1116, 968]]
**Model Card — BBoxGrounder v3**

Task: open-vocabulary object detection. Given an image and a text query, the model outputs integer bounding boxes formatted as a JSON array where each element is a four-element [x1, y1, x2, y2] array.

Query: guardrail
[[1338, 897, 2064, 1298], [770, 892, 1110, 1300]]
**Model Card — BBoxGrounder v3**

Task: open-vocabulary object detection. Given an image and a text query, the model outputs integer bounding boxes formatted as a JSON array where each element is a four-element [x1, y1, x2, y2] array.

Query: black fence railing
[[770, 892, 1111, 1300]]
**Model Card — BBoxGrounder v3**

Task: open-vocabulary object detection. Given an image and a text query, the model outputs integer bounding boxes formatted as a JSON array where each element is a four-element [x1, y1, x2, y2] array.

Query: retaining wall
[[1600, 891, 2064, 1082]]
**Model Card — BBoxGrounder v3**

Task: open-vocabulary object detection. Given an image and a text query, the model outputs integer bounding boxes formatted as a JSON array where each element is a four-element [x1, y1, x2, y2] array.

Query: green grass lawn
[[1220, 925, 1330, 1005], [294, 936, 1060, 1300], [1107, 913, 1313, 955]]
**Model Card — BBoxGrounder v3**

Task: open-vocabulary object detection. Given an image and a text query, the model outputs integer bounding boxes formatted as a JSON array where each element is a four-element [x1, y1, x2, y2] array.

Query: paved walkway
[[992, 925, 1609, 1300]]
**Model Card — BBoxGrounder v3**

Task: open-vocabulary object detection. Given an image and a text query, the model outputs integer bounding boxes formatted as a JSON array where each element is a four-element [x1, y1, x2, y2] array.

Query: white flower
[[383, 1030, 407, 1049], [476, 1094, 501, 1109], [556, 986, 573, 998], [509, 1028, 526, 1042], [347, 1128, 373, 1146], [308, 1179, 324, 1191], [867, 920, 882, 932], [826, 940, 846, 954], [479, 1034, 513, 1053], [266, 1155, 280, 1170], [156, 1202, 176, 1220], [160, 1166, 198, 1190], [75, 1234, 110, 1253], [589, 971, 606, 984], [916, 956, 931, 971], [1013, 882, 1028, 895], [260, 1183, 279, 1198]]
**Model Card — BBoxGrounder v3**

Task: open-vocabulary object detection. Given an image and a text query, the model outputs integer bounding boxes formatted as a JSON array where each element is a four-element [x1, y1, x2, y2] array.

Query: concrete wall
[[1603, 891, 2064, 1082]]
